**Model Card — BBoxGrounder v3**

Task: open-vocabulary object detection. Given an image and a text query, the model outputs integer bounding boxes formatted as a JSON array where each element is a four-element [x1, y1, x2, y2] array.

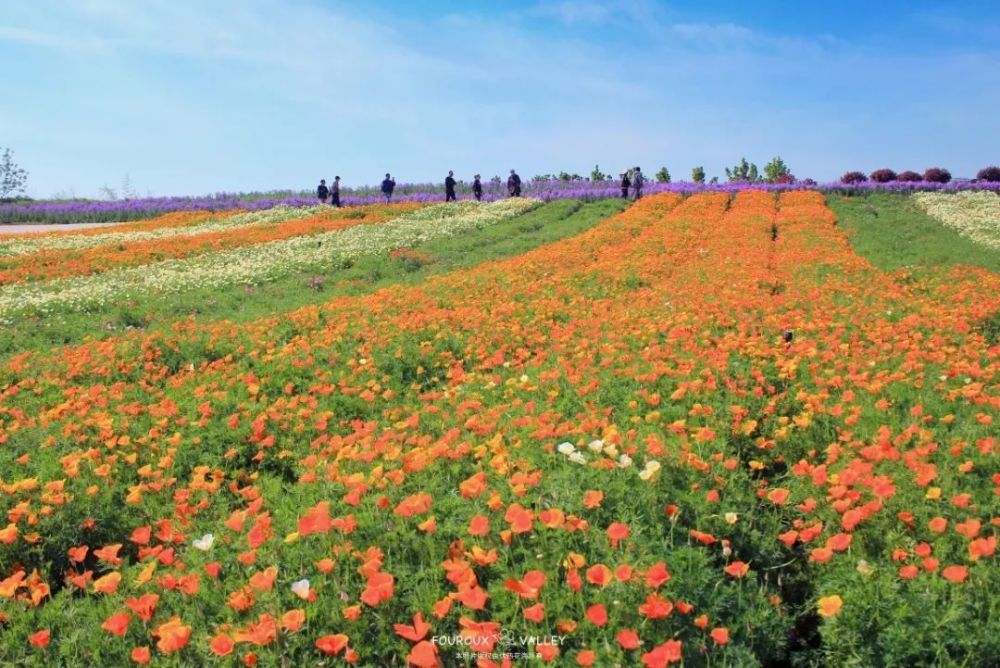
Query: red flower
[[394, 612, 431, 642], [617, 628, 641, 650], [407, 639, 440, 667], [607, 522, 630, 549]]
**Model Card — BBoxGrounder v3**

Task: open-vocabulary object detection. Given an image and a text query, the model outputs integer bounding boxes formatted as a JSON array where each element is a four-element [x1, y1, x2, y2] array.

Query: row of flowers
[[0, 191, 995, 666], [913, 191, 1000, 249], [0, 199, 538, 317], [0, 204, 422, 286], [0, 206, 324, 257]]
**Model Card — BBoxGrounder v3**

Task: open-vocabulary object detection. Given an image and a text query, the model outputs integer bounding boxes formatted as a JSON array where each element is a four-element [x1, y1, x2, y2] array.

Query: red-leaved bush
[[896, 171, 922, 182], [869, 169, 897, 183], [976, 166, 1000, 182], [922, 167, 952, 183], [840, 171, 868, 184]]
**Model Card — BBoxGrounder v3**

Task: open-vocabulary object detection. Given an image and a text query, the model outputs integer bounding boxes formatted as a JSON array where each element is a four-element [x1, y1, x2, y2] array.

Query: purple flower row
[[2, 179, 999, 224]]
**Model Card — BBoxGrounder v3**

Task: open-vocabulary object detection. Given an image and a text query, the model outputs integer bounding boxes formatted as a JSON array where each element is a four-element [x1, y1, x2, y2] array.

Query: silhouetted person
[[472, 174, 483, 201], [507, 169, 522, 197], [445, 170, 457, 202], [317, 179, 329, 203], [620, 172, 630, 198], [331, 176, 341, 207], [632, 166, 644, 200], [381, 173, 396, 203]]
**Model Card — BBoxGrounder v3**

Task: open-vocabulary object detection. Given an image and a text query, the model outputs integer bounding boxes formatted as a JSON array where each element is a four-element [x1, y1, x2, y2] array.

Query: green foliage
[[825, 192, 1000, 273], [763, 156, 792, 183], [691, 166, 706, 184], [655, 167, 671, 183], [726, 157, 761, 183], [590, 164, 607, 182]]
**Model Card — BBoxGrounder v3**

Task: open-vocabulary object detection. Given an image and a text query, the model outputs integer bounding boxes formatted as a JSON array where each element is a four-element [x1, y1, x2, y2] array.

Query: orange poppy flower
[[817, 595, 842, 617], [153, 616, 191, 654], [315, 633, 349, 655], [723, 561, 750, 578], [101, 611, 131, 637]]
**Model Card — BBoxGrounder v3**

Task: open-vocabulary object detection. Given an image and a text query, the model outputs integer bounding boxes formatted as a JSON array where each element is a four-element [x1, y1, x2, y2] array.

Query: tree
[[0, 147, 28, 199], [557, 171, 582, 181], [725, 157, 761, 183], [655, 167, 671, 183], [763, 156, 792, 183], [590, 164, 606, 182], [709, 176, 719, 184], [691, 166, 706, 184]]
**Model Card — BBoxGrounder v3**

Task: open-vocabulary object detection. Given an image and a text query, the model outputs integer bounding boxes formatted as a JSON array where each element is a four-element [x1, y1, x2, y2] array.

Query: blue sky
[[2, 0, 998, 198]]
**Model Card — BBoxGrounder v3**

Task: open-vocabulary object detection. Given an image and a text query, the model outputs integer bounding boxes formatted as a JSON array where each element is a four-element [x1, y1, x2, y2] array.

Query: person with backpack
[[472, 174, 483, 201], [620, 171, 630, 198], [445, 171, 457, 202], [331, 176, 342, 208], [317, 179, 329, 204], [507, 169, 522, 197], [381, 173, 396, 203], [632, 166, 644, 200]]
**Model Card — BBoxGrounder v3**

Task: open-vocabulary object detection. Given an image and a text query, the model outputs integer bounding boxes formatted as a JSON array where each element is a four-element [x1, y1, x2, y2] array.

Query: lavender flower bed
[[3, 179, 999, 224]]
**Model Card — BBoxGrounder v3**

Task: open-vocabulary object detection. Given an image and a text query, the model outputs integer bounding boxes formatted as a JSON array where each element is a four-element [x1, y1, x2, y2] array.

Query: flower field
[[914, 191, 1000, 249], [0, 191, 997, 666]]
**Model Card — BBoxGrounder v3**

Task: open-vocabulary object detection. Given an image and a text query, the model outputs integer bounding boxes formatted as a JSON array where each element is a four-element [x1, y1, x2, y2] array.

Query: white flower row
[[0, 205, 329, 257], [913, 191, 1000, 249], [0, 199, 540, 317]]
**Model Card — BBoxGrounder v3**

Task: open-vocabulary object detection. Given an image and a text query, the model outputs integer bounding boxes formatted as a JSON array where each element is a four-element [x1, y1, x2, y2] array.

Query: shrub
[[896, 170, 922, 182], [869, 169, 897, 183], [841, 171, 867, 184], [976, 166, 1000, 182], [922, 167, 951, 183], [773, 174, 796, 184]]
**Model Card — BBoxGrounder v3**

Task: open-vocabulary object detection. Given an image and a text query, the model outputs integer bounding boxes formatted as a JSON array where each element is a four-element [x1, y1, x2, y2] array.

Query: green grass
[[1, 198, 627, 359], [826, 192, 1000, 273]]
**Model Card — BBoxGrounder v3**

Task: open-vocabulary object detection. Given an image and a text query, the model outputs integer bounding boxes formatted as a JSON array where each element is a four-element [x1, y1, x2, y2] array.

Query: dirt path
[[0, 221, 127, 235]]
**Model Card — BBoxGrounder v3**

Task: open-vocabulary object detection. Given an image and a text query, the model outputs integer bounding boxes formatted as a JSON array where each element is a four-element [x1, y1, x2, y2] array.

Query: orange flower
[[92, 572, 122, 594], [248, 566, 277, 592], [393, 612, 431, 642], [642, 639, 682, 666], [617, 628, 641, 650], [315, 633, 349, 655], [280, 609, 306, 633], [585, 564, 612, 587], [767, 488, 790, 505], [710, 627, 730, 645], [504, 503, 533, 534], [638, 592, 674, 619], [406, 639, 440, 667], [523, 603, 545, 622], [102, 611, 131, 637], [361, 571, 395, 607], [942, 565, 968, 583], [817, 595, 843, 617], [467, 515, 490, 536], [153, 616, 191, 654], [93, 544, 123, 566], [723, 561, 750, 578], [504, 570, 546, 599], [28, 629, 50, 649], [606, 522, 630, 549], [585, 603, 607, 627], [209, 634, 234, 657], [582, 490, 604, 509], [130, 646, 151, 665]]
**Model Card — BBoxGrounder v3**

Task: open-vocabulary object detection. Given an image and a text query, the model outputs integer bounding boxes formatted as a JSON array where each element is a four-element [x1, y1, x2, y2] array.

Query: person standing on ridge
[[472, 174, 483, 201], [331, 176, 342, 208], [507, 169, 522, 197], [381, 173, 396, 204], [632, 166, 644, 200], [317, 179, 329, 204], [445, 170, 457, 202], [620, 171, 630, 199]]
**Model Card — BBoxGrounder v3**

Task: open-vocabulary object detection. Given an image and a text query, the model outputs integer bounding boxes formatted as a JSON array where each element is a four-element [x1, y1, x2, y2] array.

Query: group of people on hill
[[620, 167, 645, 200], [316, 169, 525, 205], [316, 167, 642, 205]]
